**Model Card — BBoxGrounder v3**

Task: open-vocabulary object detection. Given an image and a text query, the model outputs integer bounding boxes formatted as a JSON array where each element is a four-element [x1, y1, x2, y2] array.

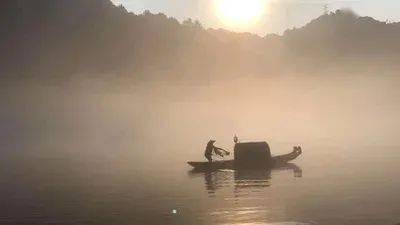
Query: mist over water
[[4, 72, 400, 152], [1, 72, 400, 225]]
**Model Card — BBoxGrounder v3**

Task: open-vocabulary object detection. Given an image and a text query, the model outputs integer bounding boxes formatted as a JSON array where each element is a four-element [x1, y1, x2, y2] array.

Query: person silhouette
[[204, 140, 229, 162]]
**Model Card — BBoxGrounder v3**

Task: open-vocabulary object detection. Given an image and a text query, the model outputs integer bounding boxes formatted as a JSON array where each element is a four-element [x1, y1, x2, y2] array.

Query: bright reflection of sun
[[215, 0, 267, 30]]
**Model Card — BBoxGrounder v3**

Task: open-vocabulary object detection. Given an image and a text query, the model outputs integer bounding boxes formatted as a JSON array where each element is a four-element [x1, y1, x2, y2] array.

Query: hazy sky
[[111, 0, 400, 35]]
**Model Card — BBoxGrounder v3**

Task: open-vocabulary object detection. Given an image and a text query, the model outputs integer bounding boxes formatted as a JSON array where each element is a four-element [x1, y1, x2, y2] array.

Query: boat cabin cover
[[234, 142, 272, 168]]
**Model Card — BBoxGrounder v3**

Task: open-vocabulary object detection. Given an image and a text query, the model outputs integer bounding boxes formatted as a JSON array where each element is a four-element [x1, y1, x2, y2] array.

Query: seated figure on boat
[[204, 140, 230, 162]]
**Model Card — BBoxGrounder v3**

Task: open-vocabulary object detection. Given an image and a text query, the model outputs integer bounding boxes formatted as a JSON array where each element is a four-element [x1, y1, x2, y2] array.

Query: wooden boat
[[188, 147, 302, 172]]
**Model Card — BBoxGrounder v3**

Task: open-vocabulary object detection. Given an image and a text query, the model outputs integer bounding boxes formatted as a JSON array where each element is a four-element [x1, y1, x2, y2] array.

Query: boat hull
[[188, 149, 302, 171], [187, 160, 235, 171]]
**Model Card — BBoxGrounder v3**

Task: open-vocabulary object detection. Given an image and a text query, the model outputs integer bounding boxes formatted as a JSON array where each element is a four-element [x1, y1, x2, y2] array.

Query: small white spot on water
[[172, 209, 177, 214]]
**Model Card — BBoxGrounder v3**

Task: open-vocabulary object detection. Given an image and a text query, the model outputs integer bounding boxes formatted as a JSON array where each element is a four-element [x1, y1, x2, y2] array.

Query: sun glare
[[215, 0, 266, 30]]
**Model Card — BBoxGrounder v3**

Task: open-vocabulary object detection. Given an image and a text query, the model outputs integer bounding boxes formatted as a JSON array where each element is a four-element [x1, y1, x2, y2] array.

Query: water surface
[[1, 77, 400, 225]]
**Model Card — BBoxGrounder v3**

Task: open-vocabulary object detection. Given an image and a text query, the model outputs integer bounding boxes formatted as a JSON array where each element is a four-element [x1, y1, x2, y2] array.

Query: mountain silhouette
[[2, 0, 400, 80], [284, 9, 400, 56]]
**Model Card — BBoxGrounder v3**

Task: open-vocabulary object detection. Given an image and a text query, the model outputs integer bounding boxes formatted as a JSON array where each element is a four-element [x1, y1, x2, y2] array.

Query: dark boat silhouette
[[188, 142, 302, 172]]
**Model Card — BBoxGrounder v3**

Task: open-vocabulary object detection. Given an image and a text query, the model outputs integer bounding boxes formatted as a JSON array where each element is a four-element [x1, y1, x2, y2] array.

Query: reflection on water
[[188, 164, 305, 225], [189, 163, 302, 196]]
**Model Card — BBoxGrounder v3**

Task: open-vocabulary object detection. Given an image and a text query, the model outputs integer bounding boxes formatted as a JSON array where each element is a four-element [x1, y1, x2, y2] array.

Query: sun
[[215, 0, 267, 30]]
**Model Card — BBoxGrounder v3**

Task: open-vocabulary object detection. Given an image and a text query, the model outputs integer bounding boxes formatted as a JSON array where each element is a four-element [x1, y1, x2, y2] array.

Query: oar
[[220, 148, 230, 155], [214, 147, 230, 156]]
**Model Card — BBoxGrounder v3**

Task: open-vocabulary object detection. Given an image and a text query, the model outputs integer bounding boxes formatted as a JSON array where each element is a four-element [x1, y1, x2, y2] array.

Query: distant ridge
[[2, 0, 400, 79], [284, 9, 400, 56]]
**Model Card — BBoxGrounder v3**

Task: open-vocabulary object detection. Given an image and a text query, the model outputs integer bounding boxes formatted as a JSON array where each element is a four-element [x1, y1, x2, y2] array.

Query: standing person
[[204, 140, 215, 162], [204, 140, 230, 162]]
